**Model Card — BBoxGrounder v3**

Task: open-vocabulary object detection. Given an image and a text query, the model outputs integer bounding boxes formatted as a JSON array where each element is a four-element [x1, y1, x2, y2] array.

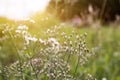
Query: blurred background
[[0, 0, 120, 80]]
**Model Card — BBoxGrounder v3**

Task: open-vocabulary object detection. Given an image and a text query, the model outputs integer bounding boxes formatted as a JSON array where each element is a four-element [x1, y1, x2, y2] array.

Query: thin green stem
[[74, 55, 80, 77], [8, 31, 24, 80], [67, 53, 71, 63], [30, 60, 38, 80], [26, 43, 38, 80]]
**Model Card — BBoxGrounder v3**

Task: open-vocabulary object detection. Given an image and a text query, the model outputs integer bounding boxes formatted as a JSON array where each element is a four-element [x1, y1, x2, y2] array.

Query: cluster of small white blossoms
[[0, 25, 13, 41], [102, 77, 107, 80], [0, 25, 96, 80], [1, 24, 13, 33], [87, 74, 97, 80], [2, 58, 44, 79], [60, 31, 94, 66], [16, 25, 38, 45], [39, 38, 60, 46], [15, 25, 28, 36]]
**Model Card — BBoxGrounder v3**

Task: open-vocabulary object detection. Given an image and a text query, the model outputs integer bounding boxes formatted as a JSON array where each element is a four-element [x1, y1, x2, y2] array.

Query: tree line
[[47, 0, 120, 22]]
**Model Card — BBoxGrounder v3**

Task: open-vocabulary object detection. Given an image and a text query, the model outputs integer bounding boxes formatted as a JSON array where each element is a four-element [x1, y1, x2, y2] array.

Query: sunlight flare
[[0, 0, 50, 20]]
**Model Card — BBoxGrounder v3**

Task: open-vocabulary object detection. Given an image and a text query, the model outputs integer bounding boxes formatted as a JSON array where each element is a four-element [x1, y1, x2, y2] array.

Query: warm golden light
[[0, 0, 50, 20]]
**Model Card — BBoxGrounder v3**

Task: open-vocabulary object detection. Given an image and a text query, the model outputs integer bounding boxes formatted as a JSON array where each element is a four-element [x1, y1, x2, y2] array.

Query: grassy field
[[0, 19, 120, 80]]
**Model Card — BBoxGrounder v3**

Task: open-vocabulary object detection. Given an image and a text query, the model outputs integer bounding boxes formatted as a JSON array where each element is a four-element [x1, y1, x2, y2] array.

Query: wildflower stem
[[0, 64, 6, 80], [7, 31, 24, 80], [74, 55, 80, 77], [26, 44, 38, 80], [67, 47, 72, 63], [67, 53, 71, 63], [30, 60, 38, 80]]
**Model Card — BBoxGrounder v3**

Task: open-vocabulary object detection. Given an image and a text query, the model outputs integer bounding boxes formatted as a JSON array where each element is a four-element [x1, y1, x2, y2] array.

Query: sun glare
[[0, 0, 50, 20]]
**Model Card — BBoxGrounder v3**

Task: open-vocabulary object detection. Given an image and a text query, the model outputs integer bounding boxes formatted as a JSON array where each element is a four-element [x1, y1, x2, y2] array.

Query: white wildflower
[[15, 30, 21, 33], [48, 38, 60, 47], [102, 77, 107, 80], [27, 37, 38, 42], [18, 25, 28, 30], [25, 36, 38, 45], [29, 19, 35, 23], [39, 38, 45, 43], [39, 38, 47, 45], [48, 38, 61, 52]]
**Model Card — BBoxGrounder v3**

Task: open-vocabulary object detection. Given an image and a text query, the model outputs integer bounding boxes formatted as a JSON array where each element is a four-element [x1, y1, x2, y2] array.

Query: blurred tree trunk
[[100, 0, 107, 21]]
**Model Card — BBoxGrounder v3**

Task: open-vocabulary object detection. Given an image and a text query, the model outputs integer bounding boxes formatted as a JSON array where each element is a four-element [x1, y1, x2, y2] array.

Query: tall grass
[[0, 21, 120, 80]]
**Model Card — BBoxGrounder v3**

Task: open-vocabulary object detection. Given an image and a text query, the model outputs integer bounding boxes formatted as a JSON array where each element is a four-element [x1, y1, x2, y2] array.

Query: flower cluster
[[0, 25, 95, 80]]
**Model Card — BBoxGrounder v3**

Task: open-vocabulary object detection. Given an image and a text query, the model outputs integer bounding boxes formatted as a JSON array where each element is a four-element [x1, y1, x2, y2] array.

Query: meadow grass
[[0, 22, 120, 80]]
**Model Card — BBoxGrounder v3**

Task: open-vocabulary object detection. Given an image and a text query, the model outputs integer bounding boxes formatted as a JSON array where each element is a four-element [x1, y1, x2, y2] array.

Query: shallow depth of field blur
[[0, 0, 120, 80]]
